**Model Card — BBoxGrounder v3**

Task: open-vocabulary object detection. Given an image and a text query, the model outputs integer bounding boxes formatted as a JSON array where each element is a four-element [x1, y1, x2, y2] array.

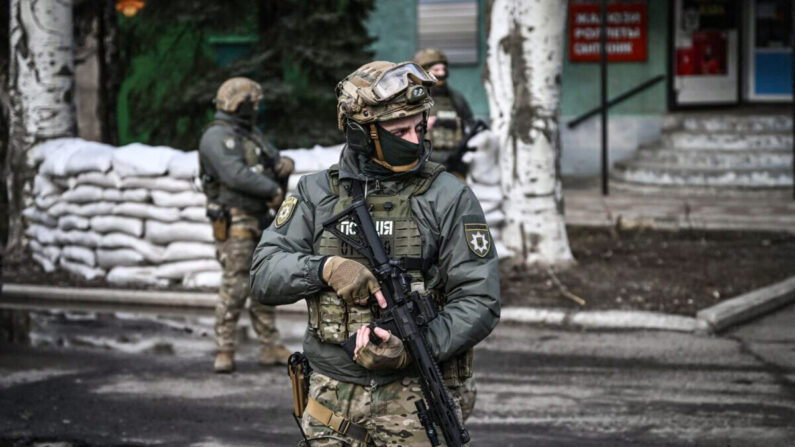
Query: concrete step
[[664, 114, 793, 133], [608, 179, 794, 198], [612, 162, 793, 188], [635, 147, 792, 169], [662, 131, 793, 151]]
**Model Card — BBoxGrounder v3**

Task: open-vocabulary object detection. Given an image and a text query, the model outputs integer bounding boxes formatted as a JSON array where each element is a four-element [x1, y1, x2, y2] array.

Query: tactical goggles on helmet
[[371, 62, 437, 101]]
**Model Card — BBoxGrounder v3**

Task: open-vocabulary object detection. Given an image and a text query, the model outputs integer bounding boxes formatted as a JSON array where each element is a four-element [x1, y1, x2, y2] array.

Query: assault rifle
[[443, 119, 489, 177], [322, 180, 470, 447]]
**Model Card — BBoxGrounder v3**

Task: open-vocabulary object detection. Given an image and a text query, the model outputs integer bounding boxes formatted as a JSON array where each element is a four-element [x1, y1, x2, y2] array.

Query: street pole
[[601, 0, 609, 195]]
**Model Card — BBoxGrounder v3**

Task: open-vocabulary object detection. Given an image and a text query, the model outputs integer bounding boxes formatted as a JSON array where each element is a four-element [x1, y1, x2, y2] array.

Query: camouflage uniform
[[199, 78, 289, 367], [251, 62, 500, 445]]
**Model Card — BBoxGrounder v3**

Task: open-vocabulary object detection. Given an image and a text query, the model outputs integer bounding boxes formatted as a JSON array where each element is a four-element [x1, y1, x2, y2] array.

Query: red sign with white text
[[569, 2, 647, 62]]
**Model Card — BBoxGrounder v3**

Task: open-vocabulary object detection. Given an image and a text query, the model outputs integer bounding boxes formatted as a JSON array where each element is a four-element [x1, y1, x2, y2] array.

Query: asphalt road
[[1, 303, 794, 447]]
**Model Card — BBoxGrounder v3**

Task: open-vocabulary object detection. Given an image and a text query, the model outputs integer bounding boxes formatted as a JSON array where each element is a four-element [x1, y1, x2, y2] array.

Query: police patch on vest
[[274, 196, 298, 228], [464, 223, 491, 257]]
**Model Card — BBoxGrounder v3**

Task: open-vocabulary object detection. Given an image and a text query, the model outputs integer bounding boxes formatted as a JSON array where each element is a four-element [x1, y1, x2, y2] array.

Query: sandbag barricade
[[25, 135, 509, 288]]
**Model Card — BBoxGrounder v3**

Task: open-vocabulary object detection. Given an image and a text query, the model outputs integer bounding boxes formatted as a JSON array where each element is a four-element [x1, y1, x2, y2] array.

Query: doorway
[[672, 0, 741, 106]]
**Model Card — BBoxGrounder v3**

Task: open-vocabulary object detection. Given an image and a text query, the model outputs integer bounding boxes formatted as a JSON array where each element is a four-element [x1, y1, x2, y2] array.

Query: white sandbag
[[478, 199, 501, 214], [58, 215, 90, 231], [281, 144, 342, 173], [25, 224, 57, 245], [53, 229, 102, 247], [179, 207, 207, 222], [150, 190, 206, 208], [168, 151, 199, 179], [485, 209, 505, 227], [112, 144, 181, 177], [145, 220, 214, 244], [470, 184, 503, 203], [154, 259, 220, 279], [37, 140, 84, 176], [70, 202, 115, 217], [33, 175, 62, 197], [32, 253, 57, 273], [100, 233, 165, 263], [121, 188, 149, 202], [29, 240, 61, 264], [61, 185, 104, 203], [22, 207, 57, 227], [466, 152, 501, 186], [62, 245, 97, 267], [35, 195, 59, 210], [107, 266, 169, 287], [59, 258, 105, 280], [31, 138, 83, 164], [163, 242, 216, 262], [182, 271, 221, 288], [50, 201, 115, 217], [50, 176, 72, 189], [120, 176, 193, 192], [100, 189, 123, 202], [96, 248, 145, 268], [90, 215, 143, 237], [112, 202, 180, 222], [63, 142, 114, 174], [287, 174, 301, 194], [74, 171, 122, 189]]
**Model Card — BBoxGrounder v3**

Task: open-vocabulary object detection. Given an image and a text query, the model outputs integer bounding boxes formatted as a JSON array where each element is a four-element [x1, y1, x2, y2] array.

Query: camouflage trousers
[[299, 372, 473, 447], [214, 215, 277, 351]]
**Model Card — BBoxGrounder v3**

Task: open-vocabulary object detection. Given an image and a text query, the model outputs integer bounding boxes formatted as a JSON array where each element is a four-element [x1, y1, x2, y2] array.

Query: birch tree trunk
[[5, 0, 76, 260], [484, 0, 574, 267]]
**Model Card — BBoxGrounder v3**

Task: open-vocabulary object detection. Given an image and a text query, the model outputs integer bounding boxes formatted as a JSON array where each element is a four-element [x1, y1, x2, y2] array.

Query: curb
[[0, 283, 307, 314], [3, 277, 795, 333], [500, 307, 705, 333], [696, 275, 795, 332]]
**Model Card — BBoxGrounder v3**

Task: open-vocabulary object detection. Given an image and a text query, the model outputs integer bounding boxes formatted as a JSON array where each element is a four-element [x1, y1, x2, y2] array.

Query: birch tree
[[5, 0, 76, 260], [484, 0, 574, 266]]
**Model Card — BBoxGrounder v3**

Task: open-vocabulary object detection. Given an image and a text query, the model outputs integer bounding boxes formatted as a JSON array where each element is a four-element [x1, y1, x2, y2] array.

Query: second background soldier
[[199, 77, 294, 373]]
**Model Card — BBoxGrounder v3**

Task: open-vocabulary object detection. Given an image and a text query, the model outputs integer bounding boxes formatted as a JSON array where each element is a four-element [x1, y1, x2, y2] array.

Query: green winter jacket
[[250, 146, 501, 386], [198, 111, 282, 218]]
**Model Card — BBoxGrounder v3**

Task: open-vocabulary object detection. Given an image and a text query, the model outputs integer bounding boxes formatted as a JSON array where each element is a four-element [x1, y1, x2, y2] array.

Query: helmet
[[336, 61, 436, 131], [215, 77, 264, 113], [413, 48, 448, 69], [336, 61, 438, 173]]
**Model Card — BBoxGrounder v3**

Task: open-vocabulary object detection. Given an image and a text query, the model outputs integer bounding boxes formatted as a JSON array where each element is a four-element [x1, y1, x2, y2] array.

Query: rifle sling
[[305, 397, 372, 444]]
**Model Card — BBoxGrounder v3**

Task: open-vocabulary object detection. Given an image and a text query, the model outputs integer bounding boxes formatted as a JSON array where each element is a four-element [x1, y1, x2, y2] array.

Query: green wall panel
[[560, 0, 669, 117]]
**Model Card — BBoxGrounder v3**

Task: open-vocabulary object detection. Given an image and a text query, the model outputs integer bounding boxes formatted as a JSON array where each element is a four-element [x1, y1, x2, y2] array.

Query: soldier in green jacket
[[414, 48, 477, 179], [251, 61, 500, 446], [199, 77, 294, 373]]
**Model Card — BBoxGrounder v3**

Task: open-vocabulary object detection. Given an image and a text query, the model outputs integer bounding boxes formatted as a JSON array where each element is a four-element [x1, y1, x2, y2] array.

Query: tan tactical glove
[[322, 256, 380, 304], [267, 187, 284, 209], [354, 330, 410, 370], [275, 156, 295, 179]]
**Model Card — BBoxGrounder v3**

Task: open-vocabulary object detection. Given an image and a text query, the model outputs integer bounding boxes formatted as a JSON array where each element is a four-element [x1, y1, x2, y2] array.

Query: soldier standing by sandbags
[[414, 48, 477, 179], [199, 77, 294, 373]]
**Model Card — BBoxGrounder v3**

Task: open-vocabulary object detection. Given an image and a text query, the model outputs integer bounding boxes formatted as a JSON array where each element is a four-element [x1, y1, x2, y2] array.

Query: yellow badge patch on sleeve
[[464, 223, 492, 257], [274, 196, 298, 228]]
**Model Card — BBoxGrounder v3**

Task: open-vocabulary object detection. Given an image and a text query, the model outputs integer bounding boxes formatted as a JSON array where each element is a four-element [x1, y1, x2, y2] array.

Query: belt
[[305, 397, 371, 444], [228, 227, 257, 239]]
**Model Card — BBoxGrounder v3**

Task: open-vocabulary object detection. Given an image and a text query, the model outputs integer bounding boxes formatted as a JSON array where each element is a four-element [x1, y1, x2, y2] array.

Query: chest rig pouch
[[307, 163, 473, 387], [429, 94, 463, 152]]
